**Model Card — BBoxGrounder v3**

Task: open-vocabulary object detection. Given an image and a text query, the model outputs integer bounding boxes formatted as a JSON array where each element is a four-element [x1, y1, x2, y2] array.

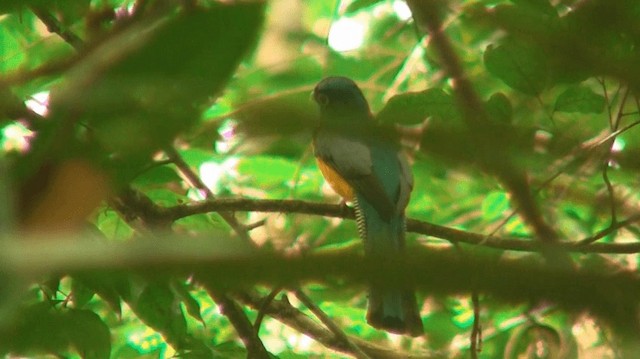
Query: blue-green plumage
[[312, 77, 422, 336]]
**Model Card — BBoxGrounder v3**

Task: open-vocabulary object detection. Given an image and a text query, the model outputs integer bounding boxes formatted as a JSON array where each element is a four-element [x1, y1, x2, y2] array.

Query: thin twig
[[294, 288, 372, 359], [253, 287, 283, 334], [470, 291, 482, 359], [162, 147, 271, 356], [164, 146, 253, 244], [601, 87, 631, 228], [236, 291, 440, 359], [30, 7, 84, 50], [577, 214, 640, 245]]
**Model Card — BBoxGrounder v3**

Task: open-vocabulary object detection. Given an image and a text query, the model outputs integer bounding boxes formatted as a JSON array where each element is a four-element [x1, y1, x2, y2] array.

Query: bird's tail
[[356, 199, 423, 336]]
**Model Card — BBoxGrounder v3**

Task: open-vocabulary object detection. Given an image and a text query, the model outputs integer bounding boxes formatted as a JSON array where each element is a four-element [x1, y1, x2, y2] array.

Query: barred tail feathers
[[354, 196, 423, 336]]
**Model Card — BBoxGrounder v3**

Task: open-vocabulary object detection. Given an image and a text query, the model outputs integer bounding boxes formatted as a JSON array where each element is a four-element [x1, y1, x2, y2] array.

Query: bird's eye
[[315, 92, 330, 106]]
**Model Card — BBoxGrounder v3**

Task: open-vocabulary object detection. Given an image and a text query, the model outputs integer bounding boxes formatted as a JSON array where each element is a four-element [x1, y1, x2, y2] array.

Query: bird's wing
[[314, 131, 397, 220], [396, 152, 413, 212]]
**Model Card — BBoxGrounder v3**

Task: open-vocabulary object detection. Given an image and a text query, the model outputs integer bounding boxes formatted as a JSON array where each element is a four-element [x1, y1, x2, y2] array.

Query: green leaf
[[135, 282, 187, 343], [180, 148, 218, 169], [0, 20, 25, 74], [44, 3, 265, 184], [377, 88, 459, 125], [553, 85, 605, 113], [132, 165, 181, 186], [3, 302, 66, 354], [423, 310, 460, 350], [482, 191, 510, 221], [65, 309, 111, 359], [484, 37, 548, 95], [486, 92, 513, 124], [345, 0, 384, 15], [173, 281, 205, 325], [511, 0, 557, 17], [72, 272, 130, 315], [145, 188, 185, 206], [71, 278, 96, 309], [237, 156, 298, 188], [211, 341, 248, 359]]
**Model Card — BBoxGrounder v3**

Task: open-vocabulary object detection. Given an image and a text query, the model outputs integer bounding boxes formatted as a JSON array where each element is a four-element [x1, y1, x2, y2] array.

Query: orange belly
[[316, 158, 354, 201]]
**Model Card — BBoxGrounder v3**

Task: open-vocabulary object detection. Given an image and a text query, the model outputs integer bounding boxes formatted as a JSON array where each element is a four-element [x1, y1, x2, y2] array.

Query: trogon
[[312, 76, 423, 336]]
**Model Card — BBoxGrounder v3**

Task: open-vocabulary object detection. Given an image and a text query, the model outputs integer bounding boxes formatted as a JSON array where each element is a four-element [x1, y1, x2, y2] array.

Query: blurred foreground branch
[[1, 234, 639, 345]]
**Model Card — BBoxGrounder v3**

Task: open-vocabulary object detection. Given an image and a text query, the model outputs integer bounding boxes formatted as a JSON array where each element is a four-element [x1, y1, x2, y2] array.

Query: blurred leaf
[[73, 272, 130, 315], [145, 189, 185, 206], [96, 209, 134, 240], [71, 278, 95, 309], [482, 191, 510, 221], [423, 310, 460, 350], [511, 0, 557, 17], [50, 0, 92, 26], [234, 91, 317, 139], [0, 303, 110, 358], [180, 148, 219, 169], [553, 85, 605, 114], [484, 37, 548, 95], [135, 282, 187, 346], [486, 92, 513, 124], [40, 3, 265, 184], [377, 88, 459, 125], [345, 0, 384, 14], [0, 22, 26, 74], [0, 302, 65, 355], [237, 156, 298, 188], [211, 341, 247, 359], [132, 165, 181, 186], [173, 282, 205, 325], [65, 309, 111, 359], [492, 2, 557, 39], [505, 323, 561, 359]]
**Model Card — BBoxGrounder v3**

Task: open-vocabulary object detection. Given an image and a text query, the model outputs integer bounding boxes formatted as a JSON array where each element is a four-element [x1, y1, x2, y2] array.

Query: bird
[[311, 76, 423, 336]]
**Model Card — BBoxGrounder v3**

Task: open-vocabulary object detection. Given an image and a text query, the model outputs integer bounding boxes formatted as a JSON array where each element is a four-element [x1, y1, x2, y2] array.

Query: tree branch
[[4, 236, 640, 346], [236, 290, 441, 359], [405, 1, 566, 261], [203, 285, 270, 359], [293, 288, 371, 359], [144, 195, 640, 254], [30, 7, 84, 50]]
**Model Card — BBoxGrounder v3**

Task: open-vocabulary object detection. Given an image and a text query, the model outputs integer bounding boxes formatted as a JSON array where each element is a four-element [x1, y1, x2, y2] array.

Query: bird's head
[[312, 76, 371, 122]]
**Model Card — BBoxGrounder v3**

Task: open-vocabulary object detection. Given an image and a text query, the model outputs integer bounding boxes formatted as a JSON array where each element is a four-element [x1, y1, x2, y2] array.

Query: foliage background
[[1, 0, 640, 358]]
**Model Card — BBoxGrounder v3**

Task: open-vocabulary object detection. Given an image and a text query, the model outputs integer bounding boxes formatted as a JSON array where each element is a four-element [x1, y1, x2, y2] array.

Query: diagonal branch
[[293, 288, 372, 359], [236, 290, 441, 359], [405, 1, 569, 266], [30, 7, 84, 50]]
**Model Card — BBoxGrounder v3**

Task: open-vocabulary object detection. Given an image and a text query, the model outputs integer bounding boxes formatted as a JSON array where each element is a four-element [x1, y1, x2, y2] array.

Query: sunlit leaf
[[482, 191, 510, 221], [173, 282, 205, 325]]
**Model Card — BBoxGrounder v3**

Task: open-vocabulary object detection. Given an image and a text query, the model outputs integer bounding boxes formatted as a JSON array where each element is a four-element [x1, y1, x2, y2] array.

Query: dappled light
[[2, 0, 640, 358]]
